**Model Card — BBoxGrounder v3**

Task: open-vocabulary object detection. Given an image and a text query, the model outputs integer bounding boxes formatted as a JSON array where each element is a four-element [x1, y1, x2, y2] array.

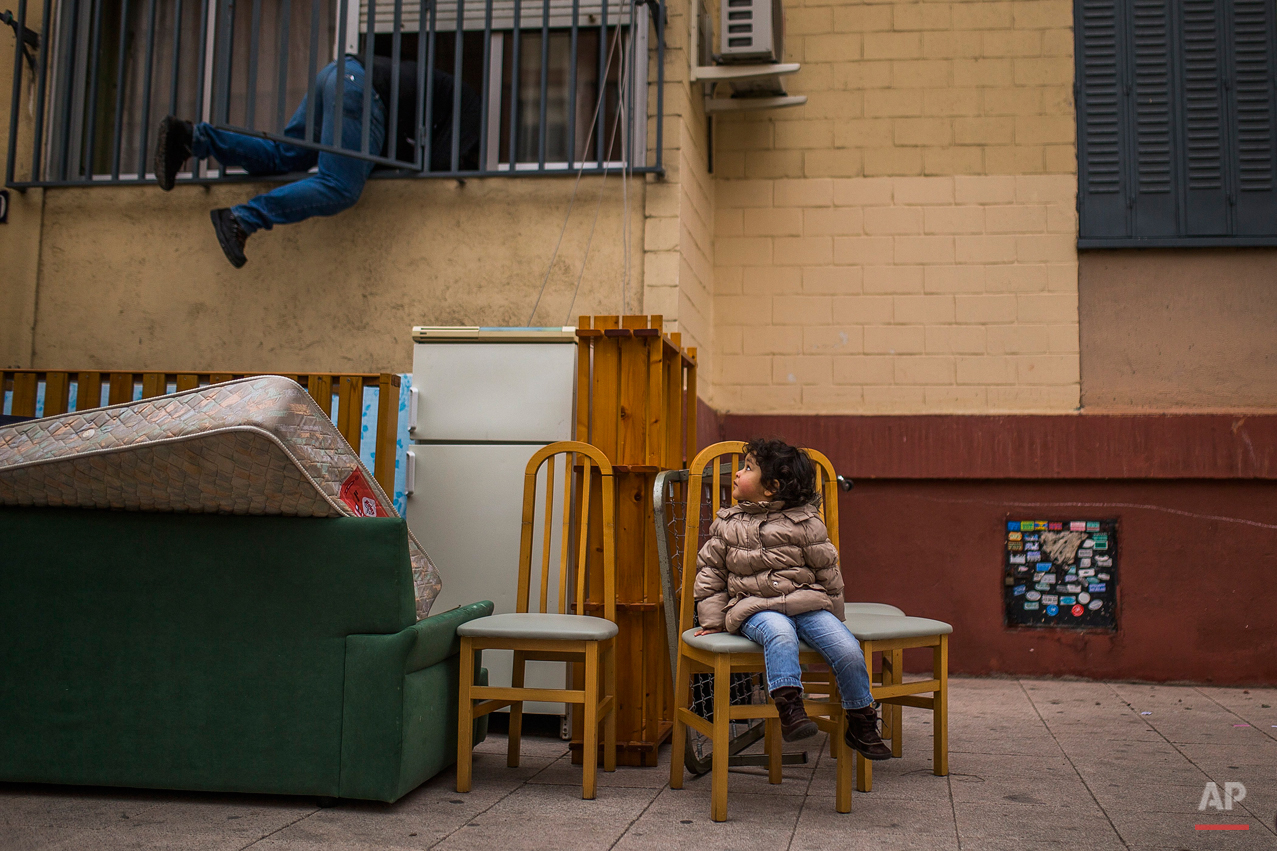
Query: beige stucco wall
[[30, 176, 646, 373], [1079, 249, 1277, 411], [709, 0, 1082, 413], [1, 7, 45, 369]]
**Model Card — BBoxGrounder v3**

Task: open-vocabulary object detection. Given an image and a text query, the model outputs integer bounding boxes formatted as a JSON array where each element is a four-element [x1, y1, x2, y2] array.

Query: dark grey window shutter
[[1131, 0, 1178, 236], [1227, 0, 1277, 235], [1181, 0, 1230, 235], [1078, 0, 1129, 238]]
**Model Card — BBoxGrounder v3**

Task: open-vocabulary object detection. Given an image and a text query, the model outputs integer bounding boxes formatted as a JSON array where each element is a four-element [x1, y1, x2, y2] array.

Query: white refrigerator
[[405, 326, 578, 726]]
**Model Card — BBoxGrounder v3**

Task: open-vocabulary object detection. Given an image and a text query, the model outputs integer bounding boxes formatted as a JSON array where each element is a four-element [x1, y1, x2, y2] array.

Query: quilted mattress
[[0, 375, 441, 618]]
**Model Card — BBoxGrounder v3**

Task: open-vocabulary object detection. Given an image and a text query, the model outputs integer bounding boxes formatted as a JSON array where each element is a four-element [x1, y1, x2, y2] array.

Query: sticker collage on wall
[[1004, 520, 1117, 630]]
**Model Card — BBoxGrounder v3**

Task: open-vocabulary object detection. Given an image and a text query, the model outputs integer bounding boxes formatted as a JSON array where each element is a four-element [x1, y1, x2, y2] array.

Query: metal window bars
[[5, 0, 663, 187], [653, 466, 811, 776]]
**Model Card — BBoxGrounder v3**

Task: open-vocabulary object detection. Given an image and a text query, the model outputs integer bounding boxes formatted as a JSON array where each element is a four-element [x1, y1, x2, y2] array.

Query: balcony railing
[[5, 0, 663, 187]]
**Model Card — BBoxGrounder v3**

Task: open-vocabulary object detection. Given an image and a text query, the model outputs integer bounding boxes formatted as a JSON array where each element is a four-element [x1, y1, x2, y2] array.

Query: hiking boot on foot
[[210, 208, 248, 268], [155, 116, 193, 191], [844, 704, 893, 760], [771, 687, 818, 742]]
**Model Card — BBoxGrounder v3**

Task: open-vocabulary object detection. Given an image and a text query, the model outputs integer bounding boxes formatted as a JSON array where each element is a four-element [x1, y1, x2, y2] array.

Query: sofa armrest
[[404, 600, 495, 672]]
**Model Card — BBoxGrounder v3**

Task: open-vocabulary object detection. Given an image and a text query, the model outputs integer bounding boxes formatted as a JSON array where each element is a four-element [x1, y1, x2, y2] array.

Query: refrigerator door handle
[[408, 387, 419, 433], [405, 449, 416, 495]]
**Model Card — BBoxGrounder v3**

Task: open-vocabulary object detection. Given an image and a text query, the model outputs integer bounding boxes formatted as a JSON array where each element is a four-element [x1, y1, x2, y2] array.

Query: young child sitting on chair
[[692, 438, 892, 760]]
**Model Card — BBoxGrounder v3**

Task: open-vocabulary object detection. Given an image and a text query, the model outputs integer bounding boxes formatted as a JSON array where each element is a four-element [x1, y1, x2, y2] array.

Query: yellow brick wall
[[709, 0, 1080, 413]]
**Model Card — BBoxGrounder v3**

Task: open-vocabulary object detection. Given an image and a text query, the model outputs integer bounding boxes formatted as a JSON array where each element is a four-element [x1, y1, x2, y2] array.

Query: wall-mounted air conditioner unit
[[719, 0, 784, 63]]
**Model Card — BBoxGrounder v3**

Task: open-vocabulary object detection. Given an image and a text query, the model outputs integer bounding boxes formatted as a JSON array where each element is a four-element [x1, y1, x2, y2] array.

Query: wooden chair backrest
[[676, 441, 842, 635], [516, 441, 617, 621]]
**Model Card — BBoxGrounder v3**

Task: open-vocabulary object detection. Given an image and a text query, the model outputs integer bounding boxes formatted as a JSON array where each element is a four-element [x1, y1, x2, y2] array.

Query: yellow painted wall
[[709, 0, 1081, 413], [30, 176, 646, 373]]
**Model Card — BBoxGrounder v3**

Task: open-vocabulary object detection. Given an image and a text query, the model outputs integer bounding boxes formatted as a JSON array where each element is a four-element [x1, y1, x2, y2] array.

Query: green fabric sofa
[[0, 506, 490, 803]]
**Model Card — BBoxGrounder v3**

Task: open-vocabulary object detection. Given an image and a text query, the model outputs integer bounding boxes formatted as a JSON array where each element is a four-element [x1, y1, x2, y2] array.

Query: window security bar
[[5, 0, 664, 187]]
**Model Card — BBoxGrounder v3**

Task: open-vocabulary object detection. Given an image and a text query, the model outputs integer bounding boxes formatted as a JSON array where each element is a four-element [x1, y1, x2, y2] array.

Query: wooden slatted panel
[[1229, 0, 1277, 232], [175, 373, 200, 392], [1131, 0, 1177, 235], [540, 455, 557, 613], [576, 319, 593, 442], [337, 376, 364, 451], [76, 372, 103, 411], [558, 451, 574, 615], [373, 373, 400, 495], [685, 350, 698, 466], [575, 456, 594, 618], [108, 373, 134, 406], [617, 316, 648, 466], [11, 373, 39, 417], [141, 372, 168, 398], [663, 335, 682, 469], [643, 316, 664, 467], [591, 316, 621, 461], [1077, 0, 1128, 237], [308, 375, 333, 416], [1182, 0, 1230, 234], [43, 372, 71, 416]]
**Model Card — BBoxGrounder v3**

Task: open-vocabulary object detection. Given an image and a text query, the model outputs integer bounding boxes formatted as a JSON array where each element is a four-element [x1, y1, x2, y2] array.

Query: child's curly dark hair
[[745, 438, 818, 506]]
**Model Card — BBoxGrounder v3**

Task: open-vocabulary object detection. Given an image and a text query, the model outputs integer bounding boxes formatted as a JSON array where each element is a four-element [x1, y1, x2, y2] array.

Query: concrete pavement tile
[[949, 771, 1096, 809], [1088, 779, 1222, 814], [1107, 809, 1277, 849], [953, 802, 1125, 845], [612, 788, 800, 848], [474, 732, 571, 760], [1175, 741, 1277, 768], [527, 755, 684, 789], [788, 795, 958, 851], [430, 784, 657, 851]]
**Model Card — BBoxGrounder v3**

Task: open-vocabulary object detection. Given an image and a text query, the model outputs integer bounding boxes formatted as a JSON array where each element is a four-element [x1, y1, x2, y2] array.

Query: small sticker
[[1088, 583, 1106, 593], [1086, 521, 1100, 531], [1017, 564, 1030, 573], [1078, 592, 1091, 604], [1034, 521, 1048, 530], [1020, 521, 1035, 531], [1097, 572, 1111, 581], [1041, 574, 1057, 584], [1065, 584, 1082, 594], [1026, 591, 1042, 601], [1048, 522, 1063, 530], [1079, 568, 1096, 578], [1010, 554, 1026, 564], [1078, 558, 1092, 568], [1008, 542, 1024, 552], [339, 469, 390, 518], [1046, 604, 1059, 616], [1008, 532, 1023, 541], [1096, 556, 1112, 567], [1013, 584, 1027, 596], [1061, 596, 1077, 606], [1024, 533, 1040, 542], [1024, 601, 1040, 610], [1035, 582, 1051, 591], [1063, 574, 1079, 583], [1071, 604, 1084, 616], [1082, 539, 1094, 548], [1093, 540, 1108, 550], [1042, 594, 1059, 605], [1025, 542, 1040, 551], [1088, 599, 1103, 610], [1026, 551, 1042, 562], [1069, 521, 1087, 531]]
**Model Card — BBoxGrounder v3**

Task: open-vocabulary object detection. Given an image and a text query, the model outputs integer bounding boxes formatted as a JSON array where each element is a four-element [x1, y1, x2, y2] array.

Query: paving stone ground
[[3, 677, 1275, 851]]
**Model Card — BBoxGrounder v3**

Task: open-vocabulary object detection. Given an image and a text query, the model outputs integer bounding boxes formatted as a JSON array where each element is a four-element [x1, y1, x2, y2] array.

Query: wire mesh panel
[[654, 467, 778, 776]]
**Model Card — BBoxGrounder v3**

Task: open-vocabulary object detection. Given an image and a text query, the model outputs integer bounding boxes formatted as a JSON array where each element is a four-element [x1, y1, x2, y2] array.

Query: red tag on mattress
[[339, 469, 390, 518]]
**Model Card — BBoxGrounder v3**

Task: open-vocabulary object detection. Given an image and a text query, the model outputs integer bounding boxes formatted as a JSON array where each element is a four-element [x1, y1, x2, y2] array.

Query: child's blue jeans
[[739, 609, 875, 710]]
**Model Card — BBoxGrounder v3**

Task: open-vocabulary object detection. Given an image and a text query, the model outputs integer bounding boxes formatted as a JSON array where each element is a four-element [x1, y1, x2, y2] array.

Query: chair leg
[[765, 717, 783, 785], [456, 638, 475, 793], [879, 653, 893, 742], [669, 655, 690, 791], [508, 650, 526, 768], [582, 641, 600, 799], [933, 634, 949, 777], [834, 707, 852, 814], [890, 648, 904, 758], [603, 639, 617, 772], [710, 655, 730, 822]]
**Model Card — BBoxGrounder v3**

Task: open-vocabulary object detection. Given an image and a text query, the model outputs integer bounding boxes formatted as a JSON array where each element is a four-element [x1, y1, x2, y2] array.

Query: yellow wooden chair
[[455, 441, 618, 799], [669, 441, 856, 821]]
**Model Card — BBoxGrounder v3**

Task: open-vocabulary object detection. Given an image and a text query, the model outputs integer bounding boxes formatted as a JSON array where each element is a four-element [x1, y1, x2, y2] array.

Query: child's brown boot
[[771, 687, 818, 741], [844, 704, 893, 760]]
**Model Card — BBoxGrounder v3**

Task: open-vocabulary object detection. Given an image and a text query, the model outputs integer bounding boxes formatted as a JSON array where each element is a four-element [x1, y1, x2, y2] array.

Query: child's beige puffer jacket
[[693, 499, 844, 634]]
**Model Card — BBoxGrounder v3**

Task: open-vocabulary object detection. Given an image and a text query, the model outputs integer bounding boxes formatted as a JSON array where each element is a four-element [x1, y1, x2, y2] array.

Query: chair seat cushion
[[682, 628, 818, 654], [457, 612, 618, 641], [842, 613, 953, 640], [844, 602, 906, 616]]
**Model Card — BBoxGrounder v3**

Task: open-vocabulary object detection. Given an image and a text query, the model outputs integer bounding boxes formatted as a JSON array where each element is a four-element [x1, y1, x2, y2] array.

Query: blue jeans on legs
[[190, 58, 386, 234], [740, 609, 875, 710]]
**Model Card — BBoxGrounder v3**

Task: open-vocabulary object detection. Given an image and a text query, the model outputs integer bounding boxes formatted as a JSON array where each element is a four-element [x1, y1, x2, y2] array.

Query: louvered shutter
[[1131, 0, 1178, 236], [1077, 0, 1129, 238], [1180, 0, 1230, 234], [1227, 0, 1277, 235]]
